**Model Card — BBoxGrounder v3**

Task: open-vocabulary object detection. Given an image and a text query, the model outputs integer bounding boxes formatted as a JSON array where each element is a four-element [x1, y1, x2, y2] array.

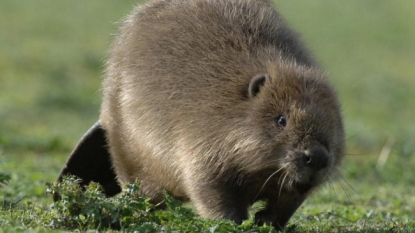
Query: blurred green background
[[0, 0, 414, 228]]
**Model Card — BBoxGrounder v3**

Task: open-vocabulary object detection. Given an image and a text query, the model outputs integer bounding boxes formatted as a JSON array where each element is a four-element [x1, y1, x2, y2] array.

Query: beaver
[[56, 0, 345, 229]]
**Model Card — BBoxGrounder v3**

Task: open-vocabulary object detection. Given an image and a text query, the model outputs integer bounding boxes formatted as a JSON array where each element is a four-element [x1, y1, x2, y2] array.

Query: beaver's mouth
[[293, 182, 313, 195]]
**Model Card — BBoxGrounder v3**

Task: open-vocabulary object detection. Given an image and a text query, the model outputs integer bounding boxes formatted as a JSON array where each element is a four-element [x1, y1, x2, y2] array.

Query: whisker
[[339, 164, 353, 175], [328, 177, 335, 203], [288, 172, 296, 188], [338, 179, 352, 201], [277, 166, 289, 185], [252, 164, 287, 202], [327, 173, 339, 201], [266, 157, 288, 164], [343, 153, 369, 157], [330, 131, 362, 149], [344, 130, 362, 142], [333, 168, 358, 197], [278, 172, 289, 198]]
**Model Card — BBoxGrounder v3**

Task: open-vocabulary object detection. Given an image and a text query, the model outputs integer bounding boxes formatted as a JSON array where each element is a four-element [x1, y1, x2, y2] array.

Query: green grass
[[1, 0, 414, 232]]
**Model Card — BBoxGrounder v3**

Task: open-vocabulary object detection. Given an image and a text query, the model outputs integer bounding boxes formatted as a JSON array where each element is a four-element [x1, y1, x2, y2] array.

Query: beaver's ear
[[248, 73, 269, 98]]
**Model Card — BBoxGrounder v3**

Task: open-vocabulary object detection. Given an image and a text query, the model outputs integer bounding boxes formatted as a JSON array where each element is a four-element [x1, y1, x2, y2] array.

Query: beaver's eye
[[277, 116, 287, 127]]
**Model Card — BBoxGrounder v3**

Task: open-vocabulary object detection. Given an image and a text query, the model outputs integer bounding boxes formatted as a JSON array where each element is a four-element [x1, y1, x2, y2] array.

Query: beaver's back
[[106, 0, 313, 113]]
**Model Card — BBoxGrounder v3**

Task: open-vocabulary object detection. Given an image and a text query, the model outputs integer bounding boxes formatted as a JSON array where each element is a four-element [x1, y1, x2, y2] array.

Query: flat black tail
[[54, 122, 121, 201]]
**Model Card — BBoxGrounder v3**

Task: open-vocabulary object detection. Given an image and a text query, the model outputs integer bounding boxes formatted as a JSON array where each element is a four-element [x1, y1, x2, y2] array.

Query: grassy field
[[1, 0, 414, 232]]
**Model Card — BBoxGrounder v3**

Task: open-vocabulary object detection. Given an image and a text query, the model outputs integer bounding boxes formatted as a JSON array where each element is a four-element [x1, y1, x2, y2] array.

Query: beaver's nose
[[302, 148, 328, 171]]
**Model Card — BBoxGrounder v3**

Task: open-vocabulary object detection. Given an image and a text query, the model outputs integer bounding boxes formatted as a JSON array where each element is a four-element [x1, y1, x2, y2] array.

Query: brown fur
[[100, 0, 345, 229]]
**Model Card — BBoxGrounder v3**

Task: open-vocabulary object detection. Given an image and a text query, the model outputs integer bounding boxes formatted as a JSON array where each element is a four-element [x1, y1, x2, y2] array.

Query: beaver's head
[[246, 62, 345, 195]]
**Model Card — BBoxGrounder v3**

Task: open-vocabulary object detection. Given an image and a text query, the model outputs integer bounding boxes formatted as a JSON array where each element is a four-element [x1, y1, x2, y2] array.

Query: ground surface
[[1, 0, 414, 232]]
